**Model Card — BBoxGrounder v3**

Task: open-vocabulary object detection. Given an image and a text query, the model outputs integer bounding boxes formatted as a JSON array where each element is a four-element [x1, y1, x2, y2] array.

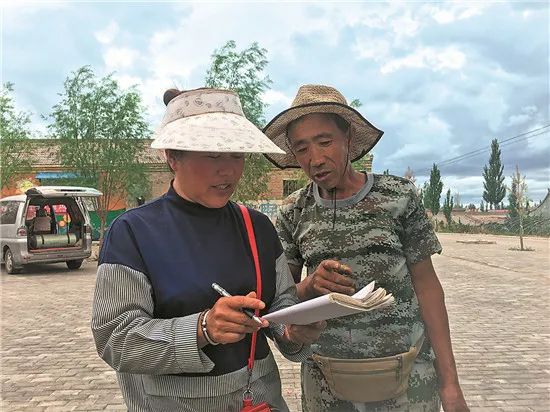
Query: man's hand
[[283, 321, 327, 345], [204, 292, 268, 345], [298, 260, 355, 300], [440, 383, 469, 412]]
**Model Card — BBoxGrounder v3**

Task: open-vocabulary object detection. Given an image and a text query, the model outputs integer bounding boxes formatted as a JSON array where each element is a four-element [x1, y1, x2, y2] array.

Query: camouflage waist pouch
[[311, 333, 424, 403]]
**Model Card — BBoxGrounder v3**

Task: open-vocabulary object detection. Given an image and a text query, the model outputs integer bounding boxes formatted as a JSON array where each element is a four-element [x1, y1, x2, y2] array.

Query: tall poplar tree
[[482, 139, 506, 209], [424, 164, 443, 216], [442, 189, 454, 226]]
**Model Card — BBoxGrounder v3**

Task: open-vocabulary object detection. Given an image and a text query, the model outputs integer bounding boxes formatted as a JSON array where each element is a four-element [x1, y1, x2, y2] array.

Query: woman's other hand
[[283, 321, 327, 345], [202, 292, 269, 345]]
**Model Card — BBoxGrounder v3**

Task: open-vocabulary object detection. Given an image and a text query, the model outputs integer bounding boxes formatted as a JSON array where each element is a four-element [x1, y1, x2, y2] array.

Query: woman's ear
[[165, 150, 180, 172]]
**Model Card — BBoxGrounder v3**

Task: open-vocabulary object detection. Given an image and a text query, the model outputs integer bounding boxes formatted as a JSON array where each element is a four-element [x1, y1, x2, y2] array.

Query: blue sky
[[2, 1, 549, 206]]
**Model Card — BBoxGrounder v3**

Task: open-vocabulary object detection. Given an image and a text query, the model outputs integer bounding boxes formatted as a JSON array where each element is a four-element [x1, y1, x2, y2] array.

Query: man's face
[[287, 113, 350, 191]]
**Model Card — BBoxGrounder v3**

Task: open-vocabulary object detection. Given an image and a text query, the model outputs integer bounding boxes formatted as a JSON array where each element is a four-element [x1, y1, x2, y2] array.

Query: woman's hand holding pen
[[202, 291, 269, 345]]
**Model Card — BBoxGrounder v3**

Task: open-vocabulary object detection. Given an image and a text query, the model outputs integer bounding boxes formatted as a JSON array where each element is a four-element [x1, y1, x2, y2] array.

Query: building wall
[[149, 170, 173, 199], [265, 169, 308, 199]]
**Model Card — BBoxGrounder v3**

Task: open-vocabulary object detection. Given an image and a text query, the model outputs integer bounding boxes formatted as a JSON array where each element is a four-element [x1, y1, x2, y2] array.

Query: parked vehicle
[[0, 186, 101, 274]]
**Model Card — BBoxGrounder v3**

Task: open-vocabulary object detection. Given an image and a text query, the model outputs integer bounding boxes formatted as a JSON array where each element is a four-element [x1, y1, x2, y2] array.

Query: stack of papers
[[263, 281, 394, 325]]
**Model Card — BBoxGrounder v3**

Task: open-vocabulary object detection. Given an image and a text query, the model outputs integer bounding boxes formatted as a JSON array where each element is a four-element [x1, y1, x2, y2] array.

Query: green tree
[[508, 189, 518, 217], [510, 165, 528, 250], [424, 164, 443, 216], [482, 139, 506, 210], [205, 40, 273, 201], [0, 83, 32, 189], [480, 200, 485, 212], [422, 182, 429, 210], [442, 189, 454, 226], [349, 99, 362, 109], [46, 66, 151, 241]]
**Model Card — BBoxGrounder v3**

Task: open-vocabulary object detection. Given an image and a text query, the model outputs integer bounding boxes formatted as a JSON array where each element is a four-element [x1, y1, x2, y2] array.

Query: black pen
[[211, 283, 264, 326]]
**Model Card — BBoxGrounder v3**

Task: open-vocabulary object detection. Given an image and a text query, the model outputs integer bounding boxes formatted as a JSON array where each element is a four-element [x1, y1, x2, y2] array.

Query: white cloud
[[427, 3, 487, 24], [353, 38, 391, 61], [385, 111, 458, 164], [262, 90, 292, 107], [506, 106, 538, 127], [525, 125, 550, 153], [381, 46, 466, 74], [113, 74, 142, 90], [95, 21, 119, 45], [474, 83, 509, 132], [103, 47, 140, 70], [390, 12, 420, 40], [440, 176, 485, 198]]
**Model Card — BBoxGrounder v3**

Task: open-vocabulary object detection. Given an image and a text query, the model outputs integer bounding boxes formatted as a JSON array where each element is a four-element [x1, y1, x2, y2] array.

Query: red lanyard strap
[[238, 204, 262, 371]]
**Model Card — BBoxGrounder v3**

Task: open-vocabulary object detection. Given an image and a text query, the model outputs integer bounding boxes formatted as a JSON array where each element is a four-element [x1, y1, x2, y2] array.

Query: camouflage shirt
[[276, 173, 442, 360]]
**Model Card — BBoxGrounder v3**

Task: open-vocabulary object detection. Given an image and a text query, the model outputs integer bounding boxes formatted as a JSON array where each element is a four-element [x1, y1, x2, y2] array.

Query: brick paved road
[[1, 234, 549, 411]]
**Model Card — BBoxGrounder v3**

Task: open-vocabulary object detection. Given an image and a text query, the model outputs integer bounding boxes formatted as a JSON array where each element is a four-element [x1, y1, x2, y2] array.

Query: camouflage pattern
[[276, 173, 442, 411]]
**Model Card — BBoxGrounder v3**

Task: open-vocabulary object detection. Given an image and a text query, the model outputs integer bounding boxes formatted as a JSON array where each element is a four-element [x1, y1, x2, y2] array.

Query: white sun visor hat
[[151, 88, 285, 155]]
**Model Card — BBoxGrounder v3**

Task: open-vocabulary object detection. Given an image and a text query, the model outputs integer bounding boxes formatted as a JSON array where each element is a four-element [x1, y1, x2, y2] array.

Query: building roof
[[529, 188, 550, 218], [28, 138, 166, 169]]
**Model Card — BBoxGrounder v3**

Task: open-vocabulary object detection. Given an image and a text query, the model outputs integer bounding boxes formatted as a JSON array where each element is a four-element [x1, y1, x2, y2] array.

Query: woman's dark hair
[[165, 149, 185, 173], [163, 88, 183, 106], [163, 88, 186, 172]]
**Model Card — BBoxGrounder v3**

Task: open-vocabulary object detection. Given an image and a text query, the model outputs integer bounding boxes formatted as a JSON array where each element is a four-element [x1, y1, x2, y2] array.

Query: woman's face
[[169, 151, 245, 208]]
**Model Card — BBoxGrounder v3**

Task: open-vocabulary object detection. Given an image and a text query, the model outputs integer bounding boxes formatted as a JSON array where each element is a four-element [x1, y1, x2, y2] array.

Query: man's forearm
[[411, 260, 460, 388], [416, 282, 460, 386]]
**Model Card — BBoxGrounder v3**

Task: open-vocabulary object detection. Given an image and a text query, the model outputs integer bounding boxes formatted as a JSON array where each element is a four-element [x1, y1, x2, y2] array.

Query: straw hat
[[151, 88, 285, 155], [263, 85, 383, 168]]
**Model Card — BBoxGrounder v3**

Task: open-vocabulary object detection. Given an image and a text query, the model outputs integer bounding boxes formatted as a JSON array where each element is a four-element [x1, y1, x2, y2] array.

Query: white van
[[0, 186, 102, 274]]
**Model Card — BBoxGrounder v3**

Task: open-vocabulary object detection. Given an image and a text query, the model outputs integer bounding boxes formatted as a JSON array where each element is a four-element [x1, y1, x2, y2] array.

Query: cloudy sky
[[3, 1, 549, 206]]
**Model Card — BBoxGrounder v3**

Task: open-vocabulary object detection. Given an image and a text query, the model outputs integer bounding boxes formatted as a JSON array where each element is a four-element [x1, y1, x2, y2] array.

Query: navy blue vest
[[99, 185, 281, 376]]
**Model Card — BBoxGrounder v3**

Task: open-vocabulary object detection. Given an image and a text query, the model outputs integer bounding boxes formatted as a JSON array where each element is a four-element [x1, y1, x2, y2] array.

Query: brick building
[[2, 139, 373, 204]]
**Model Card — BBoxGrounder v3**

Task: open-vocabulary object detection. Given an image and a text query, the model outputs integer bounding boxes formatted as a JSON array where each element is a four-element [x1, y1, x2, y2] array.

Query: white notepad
[[263, 281, 394, 325]]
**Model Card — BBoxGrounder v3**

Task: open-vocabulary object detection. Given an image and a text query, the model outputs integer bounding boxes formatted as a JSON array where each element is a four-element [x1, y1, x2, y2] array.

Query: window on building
[[283, 179, 302, 197]]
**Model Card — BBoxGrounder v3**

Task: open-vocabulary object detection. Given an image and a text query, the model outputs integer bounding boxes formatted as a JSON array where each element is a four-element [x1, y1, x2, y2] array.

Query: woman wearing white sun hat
[[91, 87, 325, 411]]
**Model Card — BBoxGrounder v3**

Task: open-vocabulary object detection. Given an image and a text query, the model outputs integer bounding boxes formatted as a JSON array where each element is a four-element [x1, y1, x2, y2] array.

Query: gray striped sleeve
[[91, 263, 215, 375], [268, 253, 313, 362]]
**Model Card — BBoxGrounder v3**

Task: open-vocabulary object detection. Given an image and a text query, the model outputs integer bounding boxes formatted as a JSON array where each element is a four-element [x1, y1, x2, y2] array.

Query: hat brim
[[151, 112, 285, 155], [262, 102, 383, 168]]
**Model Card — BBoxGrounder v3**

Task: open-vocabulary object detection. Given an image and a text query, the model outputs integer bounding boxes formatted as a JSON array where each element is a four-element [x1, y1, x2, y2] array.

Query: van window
[[0, 201, 21, 224], [26, 205, 40, 220]]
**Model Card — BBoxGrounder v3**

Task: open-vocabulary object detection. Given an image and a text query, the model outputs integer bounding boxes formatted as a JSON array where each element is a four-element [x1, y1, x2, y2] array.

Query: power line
[[417, 125, 550, 174], [435, 126, 549, 167]]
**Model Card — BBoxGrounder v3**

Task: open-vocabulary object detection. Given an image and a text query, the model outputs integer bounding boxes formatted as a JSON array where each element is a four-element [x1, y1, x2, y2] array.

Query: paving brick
[[1, 234, 549, 411]]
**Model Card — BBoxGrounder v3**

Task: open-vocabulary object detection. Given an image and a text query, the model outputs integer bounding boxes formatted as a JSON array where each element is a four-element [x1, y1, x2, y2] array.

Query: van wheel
[[4, 249, 20, 275], [66, 259, 83, 270]]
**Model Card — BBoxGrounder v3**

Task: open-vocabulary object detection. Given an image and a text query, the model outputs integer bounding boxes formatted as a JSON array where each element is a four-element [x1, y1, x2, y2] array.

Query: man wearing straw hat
[[264, 85, 468, 411]]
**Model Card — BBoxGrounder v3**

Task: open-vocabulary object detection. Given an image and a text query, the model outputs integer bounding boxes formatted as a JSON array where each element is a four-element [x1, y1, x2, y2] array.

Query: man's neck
[[318, 169, 366, 200]]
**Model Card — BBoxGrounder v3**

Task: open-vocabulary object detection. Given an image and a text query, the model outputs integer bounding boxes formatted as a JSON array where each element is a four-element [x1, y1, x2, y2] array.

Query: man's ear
[[346, 127, 352, 147]]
